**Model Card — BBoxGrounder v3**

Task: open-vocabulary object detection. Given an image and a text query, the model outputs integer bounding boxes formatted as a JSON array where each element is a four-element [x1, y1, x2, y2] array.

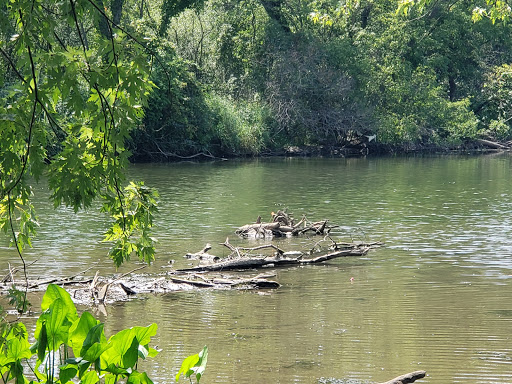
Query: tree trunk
[[95, 0, 125, 38], [477, 138, 509, 149], [111, 0, 125, 26], [259, 0, 291, 33], [95, 0, 111, 38]]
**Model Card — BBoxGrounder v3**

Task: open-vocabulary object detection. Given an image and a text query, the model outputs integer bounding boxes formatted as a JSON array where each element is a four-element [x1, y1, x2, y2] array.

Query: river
[[1, 154, 511, 383]]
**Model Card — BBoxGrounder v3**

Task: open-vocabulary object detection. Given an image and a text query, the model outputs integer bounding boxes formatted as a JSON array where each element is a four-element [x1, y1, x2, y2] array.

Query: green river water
[[1, 154, 511, 383]]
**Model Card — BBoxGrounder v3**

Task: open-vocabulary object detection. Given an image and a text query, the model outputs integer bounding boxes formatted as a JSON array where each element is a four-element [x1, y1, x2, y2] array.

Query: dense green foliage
[[1, 0, 511, 263], [126, 0, 512, 157], [0, 284, 208, 383], [2, 0, 512, 163]]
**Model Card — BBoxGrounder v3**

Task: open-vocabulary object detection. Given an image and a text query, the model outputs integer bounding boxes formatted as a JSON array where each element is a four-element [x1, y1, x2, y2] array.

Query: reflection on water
[[1, 154, 512, 383]]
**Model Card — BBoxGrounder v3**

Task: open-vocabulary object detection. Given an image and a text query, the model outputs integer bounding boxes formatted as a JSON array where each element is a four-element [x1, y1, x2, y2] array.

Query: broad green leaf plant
[[0, 284, 208, 384], [0, 284, 159, 384]]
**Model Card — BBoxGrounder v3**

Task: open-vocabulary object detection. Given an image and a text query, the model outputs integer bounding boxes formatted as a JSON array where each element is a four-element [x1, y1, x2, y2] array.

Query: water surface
[[1, 155, 511, 383]]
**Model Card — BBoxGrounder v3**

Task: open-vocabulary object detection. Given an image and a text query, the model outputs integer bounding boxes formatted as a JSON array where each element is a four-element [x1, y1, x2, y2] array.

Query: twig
[[8, 263, 15, 286], [152, 141, 227, 161], [2, 259, 38, 284], [236, 244, 285, 255], [309, 235, 331, 254], [90, 271, 100, 300], [170, 277, 214, 288], [97, 265, 147, 303], [28, 264, 97, 289], [220, 237, 236, 252]]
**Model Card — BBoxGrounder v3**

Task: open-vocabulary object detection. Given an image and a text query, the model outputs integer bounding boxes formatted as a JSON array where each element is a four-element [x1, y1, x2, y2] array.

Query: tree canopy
[[1, 0, 158, 268]]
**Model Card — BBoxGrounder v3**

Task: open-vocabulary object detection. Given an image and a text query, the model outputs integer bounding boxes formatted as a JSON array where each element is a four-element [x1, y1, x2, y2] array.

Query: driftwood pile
[[0, 263, 281, 306], [173, 228, 380, 293], [1, 212, 381, 305], [236, 210, 335, 238]]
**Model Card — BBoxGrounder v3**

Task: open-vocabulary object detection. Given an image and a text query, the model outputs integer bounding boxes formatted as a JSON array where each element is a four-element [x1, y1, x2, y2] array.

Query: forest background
[[116, 0, 512, 158], [132, 0, 512, 159], [3, 0, 512, 164]]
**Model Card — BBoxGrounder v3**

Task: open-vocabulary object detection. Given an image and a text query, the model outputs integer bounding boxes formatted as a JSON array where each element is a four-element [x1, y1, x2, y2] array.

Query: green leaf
[[132, 324, 158, 346], [69, 312, 101, 357], [41, 284, 77, 315], [81, 323, 107, 356], [103, 364, 130, 376], [79, 370, 99, 384], [122, 337, 139, 368], [59, 364, 78, 383], [7, 337, 32, 361], [175, 353, 199, 382], [45, 298, 71, 350], [147, 347, 160, 358], [127, 371, 154, 384], [175, 346, 208, 383], [138, 344, 149, 360], [36, 322, 47, 362], [194, 346, 208, 382], [82, 341, 111, 363]]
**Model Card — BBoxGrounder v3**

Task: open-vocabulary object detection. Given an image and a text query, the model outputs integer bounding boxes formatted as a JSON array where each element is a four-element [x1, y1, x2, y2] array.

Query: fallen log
[[477, 138, 510, 149], [236, 222, 281, 232], [177, 247, 370, 273], [211, 274, 281, 289], [230, 278, 281, 289], [377, 370, 426, 384], [170, 273, 281, 289], [235, 222, 281, 238]]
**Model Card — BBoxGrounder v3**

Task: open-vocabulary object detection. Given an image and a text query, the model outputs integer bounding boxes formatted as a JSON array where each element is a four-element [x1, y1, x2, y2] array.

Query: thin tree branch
[[70, 0, 90, 68], [7, 193, 28, 312]]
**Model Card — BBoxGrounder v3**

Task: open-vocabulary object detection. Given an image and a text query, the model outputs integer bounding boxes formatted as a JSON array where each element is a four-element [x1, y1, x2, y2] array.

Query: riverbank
[[129, 138, 512, 162]]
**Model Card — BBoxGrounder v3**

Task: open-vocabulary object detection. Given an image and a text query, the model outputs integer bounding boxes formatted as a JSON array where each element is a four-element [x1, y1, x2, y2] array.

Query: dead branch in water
[[95, 265, 147, 303], [1, 259, 38, 283], [177, 245, 371, 273], [28, 264, 97, 289], [220, 238, 285, 255], [377, 370, 426, 384], [236, 210, 337, 238]]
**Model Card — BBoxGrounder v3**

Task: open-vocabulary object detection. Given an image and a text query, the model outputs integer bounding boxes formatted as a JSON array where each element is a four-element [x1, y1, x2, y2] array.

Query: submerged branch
[[377, 370, 427, 384]]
